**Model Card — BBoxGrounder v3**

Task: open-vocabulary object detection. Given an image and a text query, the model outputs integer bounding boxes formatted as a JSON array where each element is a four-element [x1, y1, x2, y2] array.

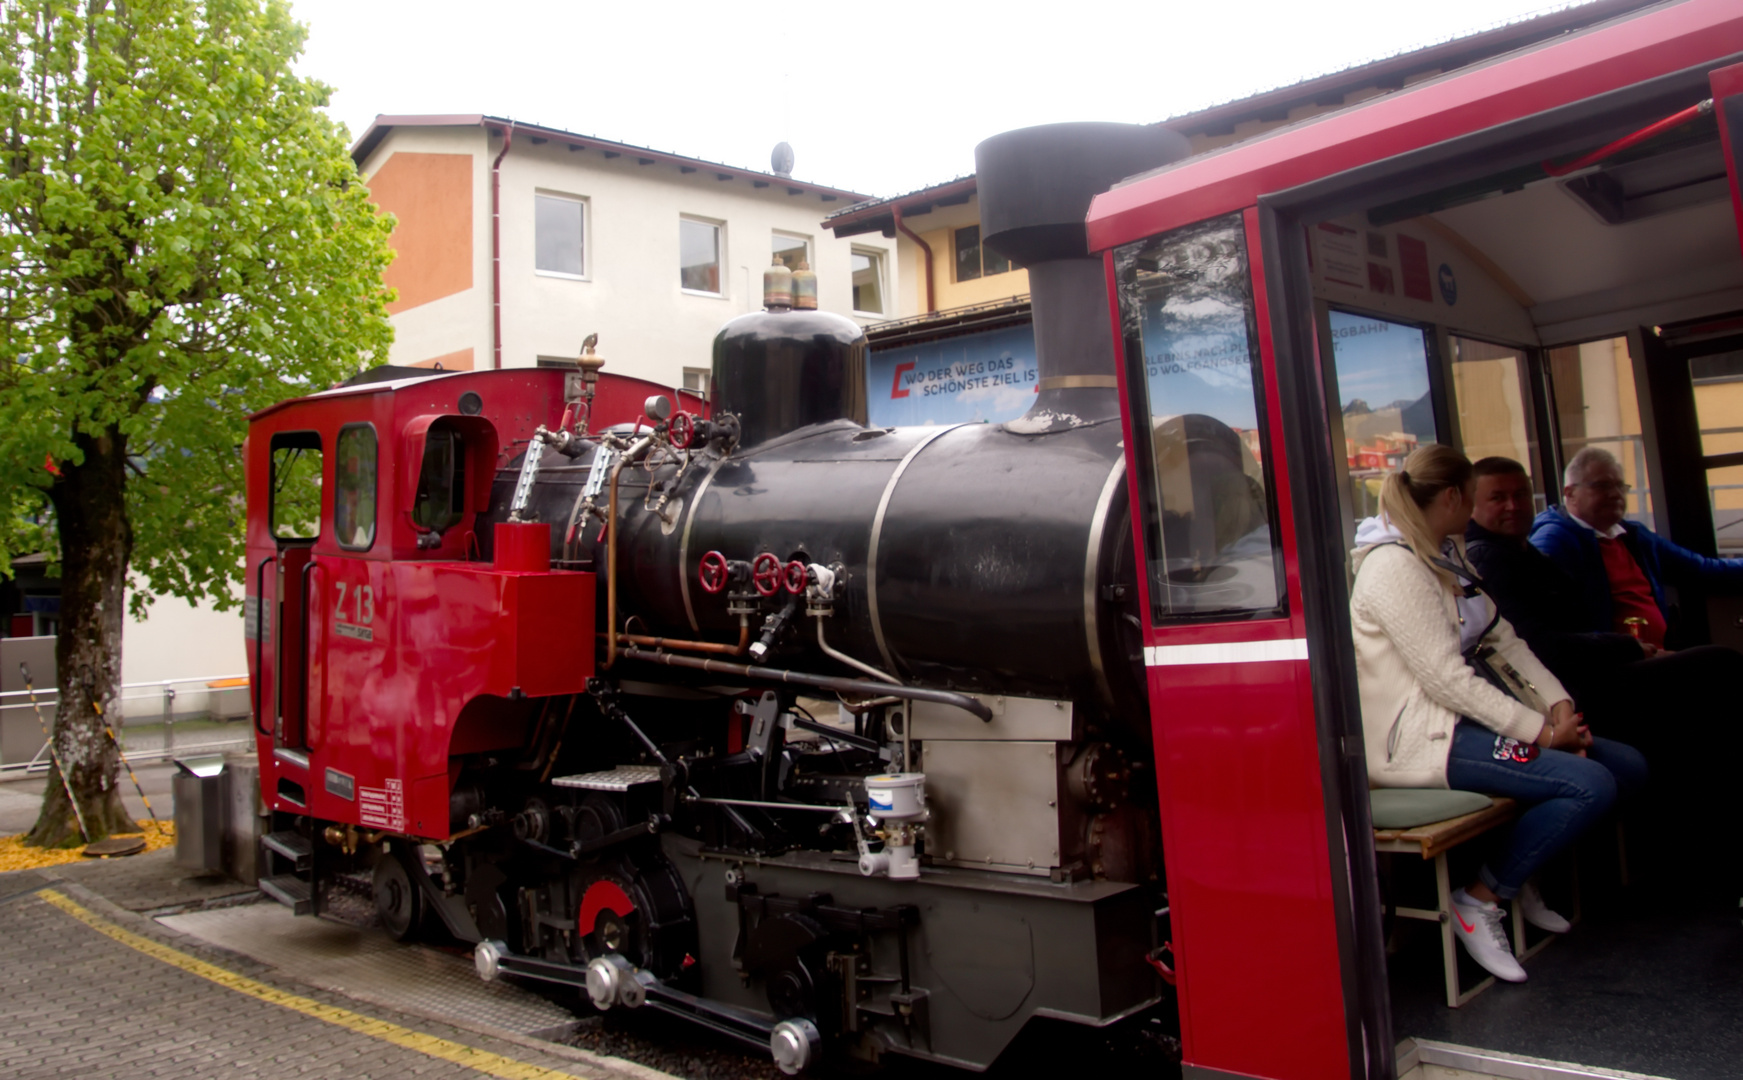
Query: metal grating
[[551, 765, 663, 791]]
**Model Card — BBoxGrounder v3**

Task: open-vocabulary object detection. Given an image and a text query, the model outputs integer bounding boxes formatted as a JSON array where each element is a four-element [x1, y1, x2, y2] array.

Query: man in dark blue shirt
[[1465, 456, 1743, 889], [1465, 456, 1742, 814]]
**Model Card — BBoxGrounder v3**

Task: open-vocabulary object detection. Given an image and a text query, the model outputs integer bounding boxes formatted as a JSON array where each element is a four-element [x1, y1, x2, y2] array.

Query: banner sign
[[866, 322, 1038, 427]]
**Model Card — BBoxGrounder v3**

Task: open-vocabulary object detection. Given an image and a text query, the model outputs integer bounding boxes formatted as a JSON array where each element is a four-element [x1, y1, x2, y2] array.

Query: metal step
[[261, 830, 312, 872], [258, 873, 312, 915], [552, 765, 663, 791]]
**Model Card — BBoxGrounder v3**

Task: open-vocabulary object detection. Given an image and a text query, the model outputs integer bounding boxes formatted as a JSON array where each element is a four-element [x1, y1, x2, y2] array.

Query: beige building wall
[[875, 194, 1029, 318], [358, 125, 894, 390], [360, 126, 494, 374], [1694, 379, 1743, 522]]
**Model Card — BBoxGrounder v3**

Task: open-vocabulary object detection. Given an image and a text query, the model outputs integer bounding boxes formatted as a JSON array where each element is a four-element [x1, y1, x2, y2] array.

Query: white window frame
[[682, 367, 711, 396], [533, 191, 589, 281], [772, 230, 811, 270], [680, 215, 727, 298], [851, 246, 888, 317]]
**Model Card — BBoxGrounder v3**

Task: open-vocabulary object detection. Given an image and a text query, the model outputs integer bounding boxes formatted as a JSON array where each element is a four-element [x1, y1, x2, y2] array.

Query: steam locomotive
[[246, 123, 1201, 1073]]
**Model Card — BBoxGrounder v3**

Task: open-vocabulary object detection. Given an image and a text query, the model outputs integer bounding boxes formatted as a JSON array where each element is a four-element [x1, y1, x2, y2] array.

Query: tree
[[0, 0, 394, 846]]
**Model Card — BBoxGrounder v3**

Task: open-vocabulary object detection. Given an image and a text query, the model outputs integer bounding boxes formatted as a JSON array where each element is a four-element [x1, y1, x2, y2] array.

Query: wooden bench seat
[[1375, 796, 1530, 1008], [1374, 797, 1517, 860]]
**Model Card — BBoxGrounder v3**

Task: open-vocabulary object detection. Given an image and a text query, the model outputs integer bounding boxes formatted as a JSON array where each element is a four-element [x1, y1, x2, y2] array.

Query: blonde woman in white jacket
[[1351, 445, 1647, 984]]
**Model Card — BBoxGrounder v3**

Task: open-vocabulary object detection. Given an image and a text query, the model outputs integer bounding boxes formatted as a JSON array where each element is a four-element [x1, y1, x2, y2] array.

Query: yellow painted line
[[36, 889, 580, 1080]]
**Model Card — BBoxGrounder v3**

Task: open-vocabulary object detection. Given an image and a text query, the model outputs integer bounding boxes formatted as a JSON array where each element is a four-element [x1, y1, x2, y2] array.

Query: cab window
[[269, 431, 323, 542], [1115, 214, 1284, 622], [413, 423, 466, 534], [334, 424, 378, 551]]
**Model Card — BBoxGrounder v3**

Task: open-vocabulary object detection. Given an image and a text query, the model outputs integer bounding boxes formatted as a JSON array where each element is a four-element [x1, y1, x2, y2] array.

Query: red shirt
[[1597, 536, 1667, 647]]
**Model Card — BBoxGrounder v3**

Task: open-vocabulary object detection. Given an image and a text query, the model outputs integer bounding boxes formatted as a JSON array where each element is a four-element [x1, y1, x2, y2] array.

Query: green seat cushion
[[1369, 788, 1493, 830]]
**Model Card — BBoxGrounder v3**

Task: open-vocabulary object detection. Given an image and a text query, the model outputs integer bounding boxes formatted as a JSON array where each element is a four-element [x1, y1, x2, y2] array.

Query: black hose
[[618, 647, 994, 722]]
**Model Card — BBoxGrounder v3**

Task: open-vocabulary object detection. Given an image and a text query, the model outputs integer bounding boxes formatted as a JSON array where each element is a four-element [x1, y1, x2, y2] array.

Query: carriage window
[[1547, 336, 1655, 532], [1451, 335, 1539, 496], [412, 425, 466, 534], [269, 431, 323, 542], [1114, 214, 1283, 622], [334, 424, 377, 551], [1329, 311, 1438, 525]]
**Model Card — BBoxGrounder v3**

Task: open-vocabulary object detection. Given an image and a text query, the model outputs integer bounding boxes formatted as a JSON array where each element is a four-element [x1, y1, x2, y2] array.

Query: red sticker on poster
[[1398, 234, 1433, 302]]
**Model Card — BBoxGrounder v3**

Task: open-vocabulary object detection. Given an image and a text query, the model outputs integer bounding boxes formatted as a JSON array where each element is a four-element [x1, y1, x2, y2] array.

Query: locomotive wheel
[[374, 854, 424, 942]]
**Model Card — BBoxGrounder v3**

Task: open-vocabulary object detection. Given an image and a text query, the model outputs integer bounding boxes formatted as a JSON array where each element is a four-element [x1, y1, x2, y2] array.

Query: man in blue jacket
[[1531, 447, 1743, 648], [1526, 448, 1743, 890]]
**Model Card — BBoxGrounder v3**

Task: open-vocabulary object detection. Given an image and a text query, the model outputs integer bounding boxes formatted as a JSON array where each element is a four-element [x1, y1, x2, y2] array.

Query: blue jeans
[[1444, 720, 1647, 898]]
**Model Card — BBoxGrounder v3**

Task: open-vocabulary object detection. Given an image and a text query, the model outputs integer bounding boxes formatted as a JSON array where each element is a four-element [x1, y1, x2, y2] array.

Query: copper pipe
[[614, 617, 750, 657]]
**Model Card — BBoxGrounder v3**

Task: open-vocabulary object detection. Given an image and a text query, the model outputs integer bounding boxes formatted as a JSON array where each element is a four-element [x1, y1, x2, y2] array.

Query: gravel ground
[[562, 1009, 787, 1080]]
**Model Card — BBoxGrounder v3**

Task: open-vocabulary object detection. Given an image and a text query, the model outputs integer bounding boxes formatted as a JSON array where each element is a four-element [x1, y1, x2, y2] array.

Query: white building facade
[[353, 115, 897, 392]]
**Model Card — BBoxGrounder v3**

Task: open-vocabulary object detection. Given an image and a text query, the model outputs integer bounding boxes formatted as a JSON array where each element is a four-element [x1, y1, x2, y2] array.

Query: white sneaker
[[1519, 880, 1571, 934], [1451, 889, 1527, 983]]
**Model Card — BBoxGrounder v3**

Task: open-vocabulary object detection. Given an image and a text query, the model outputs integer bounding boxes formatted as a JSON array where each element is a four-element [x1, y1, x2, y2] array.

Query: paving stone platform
[[0, 863, 671, 1080], [159, 902, 583, 1039]]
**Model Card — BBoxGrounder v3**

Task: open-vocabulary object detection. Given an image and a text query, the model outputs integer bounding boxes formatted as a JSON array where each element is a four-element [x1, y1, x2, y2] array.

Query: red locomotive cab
[[244, 366, 704, 845]]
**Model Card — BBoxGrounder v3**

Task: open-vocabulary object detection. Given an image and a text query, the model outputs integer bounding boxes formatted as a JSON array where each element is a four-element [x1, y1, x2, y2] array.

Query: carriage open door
[[1090, 3, 1743, 1078]]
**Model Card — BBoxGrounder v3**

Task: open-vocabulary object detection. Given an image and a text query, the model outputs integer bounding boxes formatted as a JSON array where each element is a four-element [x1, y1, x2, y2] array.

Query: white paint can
[[864, 773, 925, 821]]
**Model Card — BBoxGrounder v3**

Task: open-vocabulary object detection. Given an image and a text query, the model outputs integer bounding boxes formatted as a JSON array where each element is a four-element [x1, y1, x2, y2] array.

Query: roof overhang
[[350, 115, 870, 203], [823, 177, 980, 237], [1088, 0, 1743, 251]]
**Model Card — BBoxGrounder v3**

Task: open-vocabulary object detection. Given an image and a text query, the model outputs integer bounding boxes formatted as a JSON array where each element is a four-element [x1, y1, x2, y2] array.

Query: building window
[[683, 367, 711, 395], [535, 193, 586, 277], [334, 424, 377, 551], [772, 231, 809, 271], [852, 248, 885, 314], [953, 225, 1011, 283], [681, 217, 723, 295]]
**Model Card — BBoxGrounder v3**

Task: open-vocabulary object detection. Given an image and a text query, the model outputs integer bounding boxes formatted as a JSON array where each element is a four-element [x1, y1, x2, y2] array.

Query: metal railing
[[0, 672, 252, 774]]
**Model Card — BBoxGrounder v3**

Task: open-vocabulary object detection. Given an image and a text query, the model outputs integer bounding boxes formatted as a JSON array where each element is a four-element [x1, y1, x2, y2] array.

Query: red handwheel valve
[[669, 411, 696, 450], [782, 560, 808, 596], [698, 551, 730, 595], [1146, 943, 1176, 986], [751, 553, 783, 597]]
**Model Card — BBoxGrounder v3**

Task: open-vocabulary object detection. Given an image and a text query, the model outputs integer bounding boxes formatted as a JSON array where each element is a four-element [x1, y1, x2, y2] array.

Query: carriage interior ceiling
[[1311, 88, 1743, 1080]]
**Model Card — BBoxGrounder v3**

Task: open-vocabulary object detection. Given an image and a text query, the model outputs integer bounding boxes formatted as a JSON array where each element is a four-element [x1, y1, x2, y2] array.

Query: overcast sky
[[287, 0, 1603, 198]]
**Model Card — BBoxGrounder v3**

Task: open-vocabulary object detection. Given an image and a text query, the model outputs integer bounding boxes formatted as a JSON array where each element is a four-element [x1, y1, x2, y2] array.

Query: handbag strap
[[1375, 540, 1502, 648]]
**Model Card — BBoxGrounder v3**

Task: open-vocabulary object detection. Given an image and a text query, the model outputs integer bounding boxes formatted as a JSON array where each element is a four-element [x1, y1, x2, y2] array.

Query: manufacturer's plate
[[325, 768, 355, 801]]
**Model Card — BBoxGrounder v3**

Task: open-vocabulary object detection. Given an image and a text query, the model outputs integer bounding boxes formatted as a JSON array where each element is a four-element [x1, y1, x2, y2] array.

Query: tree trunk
[[27, 425, 139, 848]]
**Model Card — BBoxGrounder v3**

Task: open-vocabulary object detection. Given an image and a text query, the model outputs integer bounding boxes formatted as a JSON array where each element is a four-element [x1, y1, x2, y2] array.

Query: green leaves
[[0, 0, 395, 611]]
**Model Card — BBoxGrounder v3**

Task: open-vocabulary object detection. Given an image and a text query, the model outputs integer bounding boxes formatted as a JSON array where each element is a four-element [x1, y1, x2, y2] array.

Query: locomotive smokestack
[[975, 123, 1190, 431]]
